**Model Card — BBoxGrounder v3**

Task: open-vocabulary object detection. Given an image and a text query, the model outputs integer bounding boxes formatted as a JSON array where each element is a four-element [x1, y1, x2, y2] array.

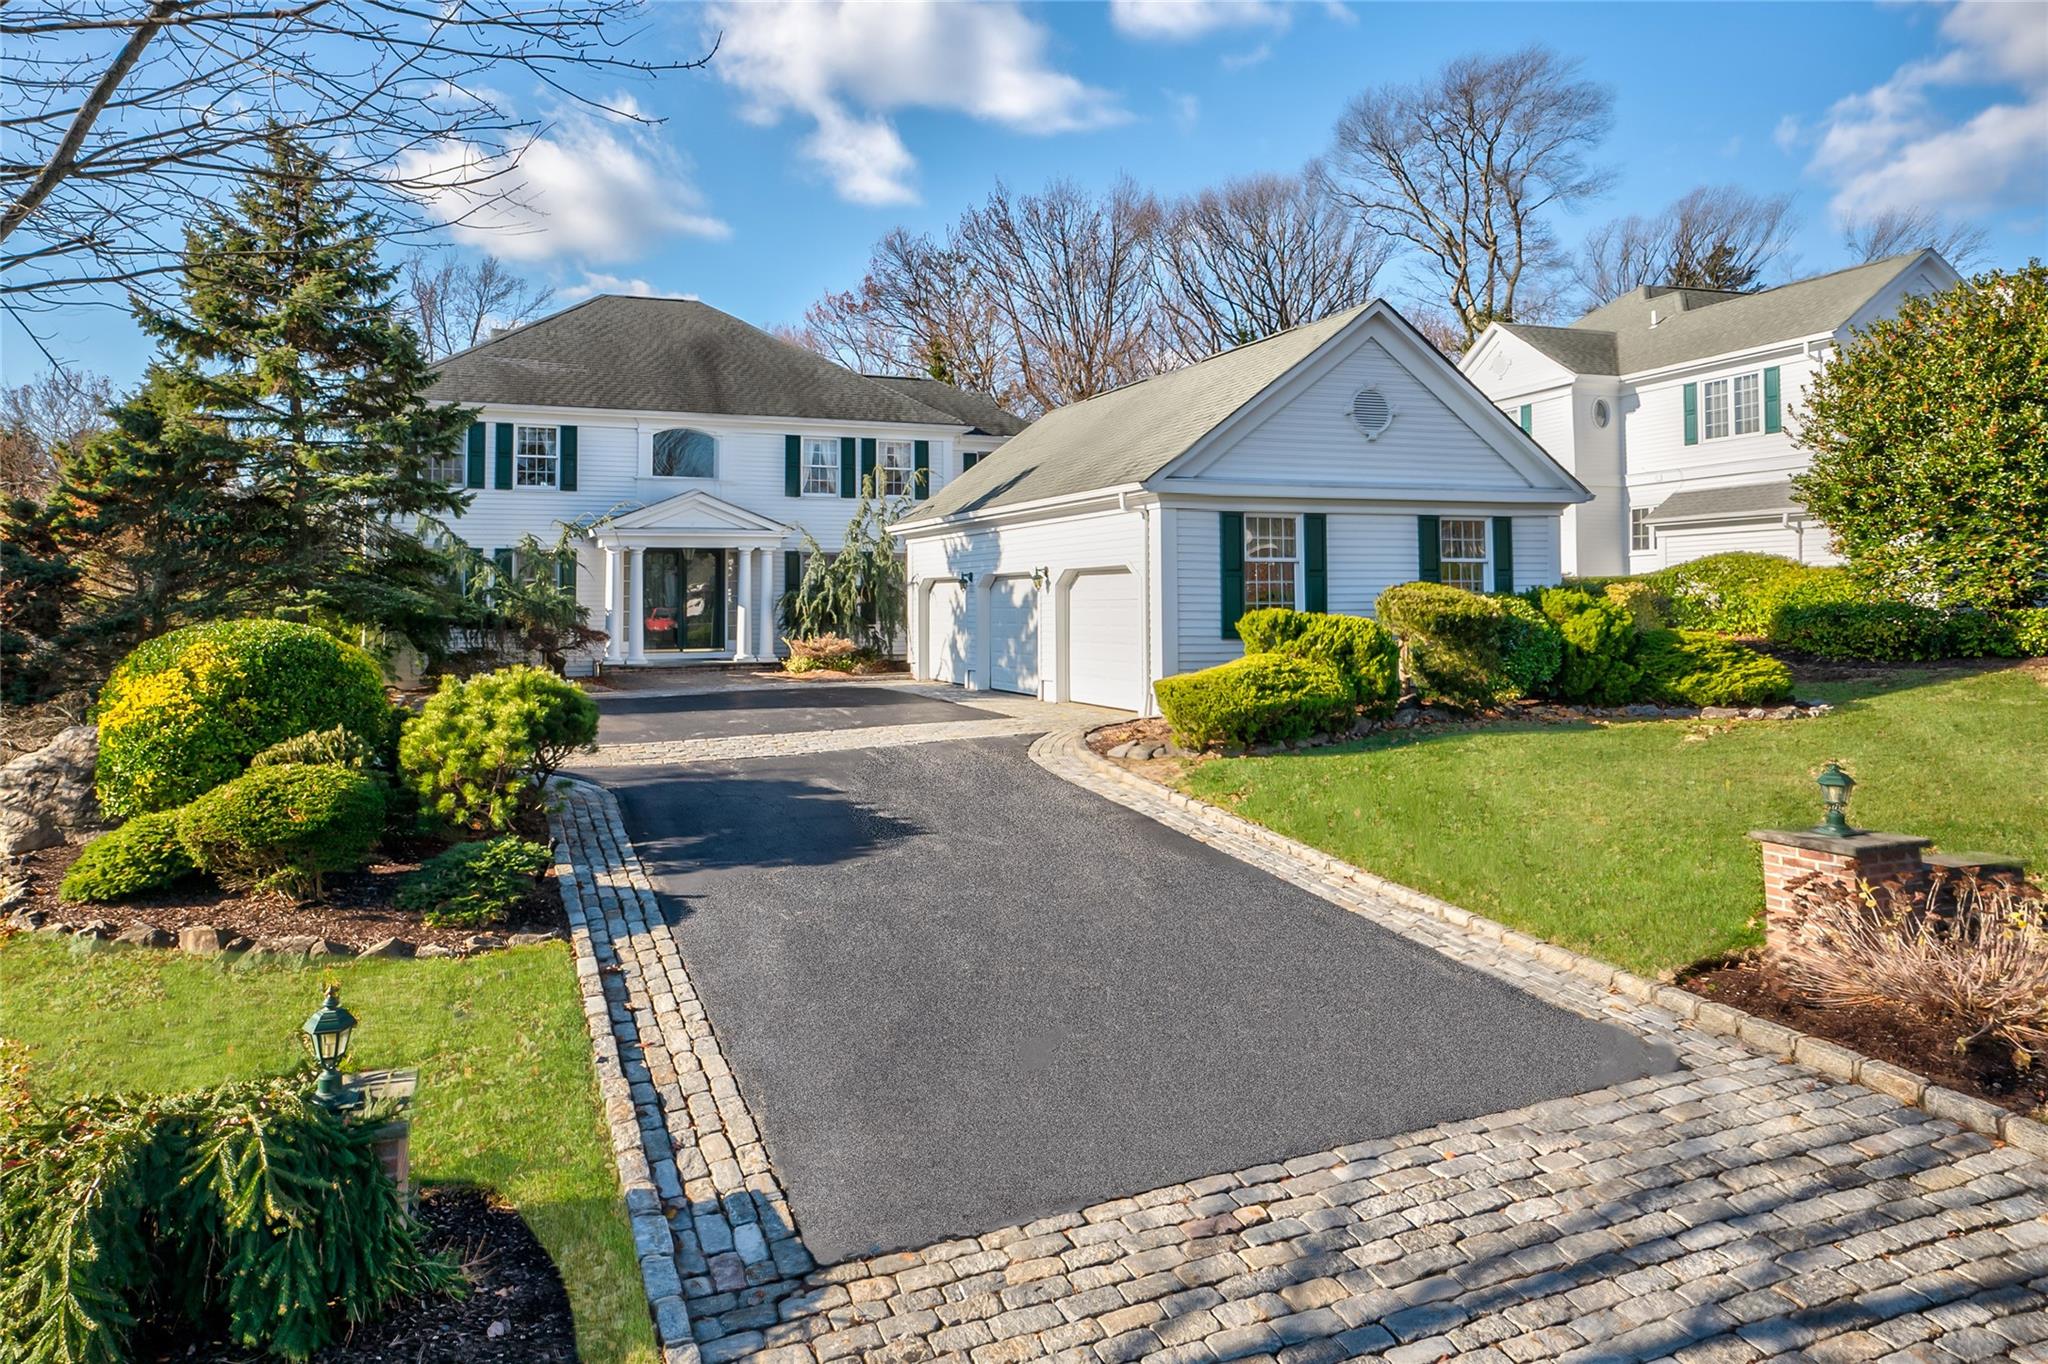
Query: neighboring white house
[[422, 295, 1026, 672], [1460, 250, 1961, 577], [893, 301, 1590, 715]]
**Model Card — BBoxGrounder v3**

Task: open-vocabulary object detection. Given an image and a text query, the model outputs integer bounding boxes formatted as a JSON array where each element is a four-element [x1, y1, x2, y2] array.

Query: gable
[[604, 488, 789, 535], [1167, 321, 1578, 497], [1464, 328, 1590, 392]]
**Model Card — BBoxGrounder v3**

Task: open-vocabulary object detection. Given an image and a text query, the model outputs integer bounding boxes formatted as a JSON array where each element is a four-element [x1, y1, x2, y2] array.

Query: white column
[[626, 547, 647, 664], [756, 550, 775, 659], [603, 546, 624, 663], [733, 547, 755, 661]]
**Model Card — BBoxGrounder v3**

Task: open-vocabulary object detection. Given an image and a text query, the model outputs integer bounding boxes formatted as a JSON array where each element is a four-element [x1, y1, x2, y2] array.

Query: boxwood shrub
[[1236, 608, 1401, 716], [1769, 600, 1953, 662], [1634, 629, 1794, 707], [58, 810, 198, 902], [175, 762, 385, 898], [1372, 582, 1505, 710], [95, 619, 391, 820], [396, 836, 553, 928], [398, 665, 599, 832], [1495, 596, 1564, 699], [1535, 588, 1641, 705], [1153, 655, 1353, 749]]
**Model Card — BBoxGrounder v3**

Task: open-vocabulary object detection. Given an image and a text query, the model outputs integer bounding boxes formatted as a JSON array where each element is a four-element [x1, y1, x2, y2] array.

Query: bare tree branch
[[1576, 184, 1799, 306], [1842, 207, 1990, 270], [0, 366, 114, 498], [398, 249, 553, 358]]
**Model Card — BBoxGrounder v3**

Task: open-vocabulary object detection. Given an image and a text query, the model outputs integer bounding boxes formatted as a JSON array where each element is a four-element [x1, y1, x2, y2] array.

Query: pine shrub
[[174, 763, 384, 899], [1236, 608, 1400, 716], [1153, 655, 1353, 750], [249, 725, 380, 770], [396, 837, 553, 928], [1633, 629, 1794, 707], [0, 1078, 457, 1364], [95, 619, 391, 820], [58, 812, 197, 903], [1372, 582, 1506, 710], [397, 666, 597, 832]]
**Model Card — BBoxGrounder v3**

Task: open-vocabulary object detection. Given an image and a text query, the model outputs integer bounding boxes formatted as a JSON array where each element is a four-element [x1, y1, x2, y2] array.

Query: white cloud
[[1221, 42, 1274, 72], [559, 273, 671, 302], [705, 1, 1123, 205], [1109, 0, 1287, 41], [1799, 0, 2048, 222], [397, 108, 729, 262], [1166, 90, 1200, 133]]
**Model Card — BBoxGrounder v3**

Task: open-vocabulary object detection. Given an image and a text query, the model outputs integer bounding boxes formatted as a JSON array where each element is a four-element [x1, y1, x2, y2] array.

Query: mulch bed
[[10, 809, 566, 954], [137, 1185, 578, 1364], [1683, 955, 2048, 1115]]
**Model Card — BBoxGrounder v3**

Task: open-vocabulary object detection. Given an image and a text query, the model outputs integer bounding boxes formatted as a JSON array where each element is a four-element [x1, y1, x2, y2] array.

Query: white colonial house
[[1460, 250, 1961, 577], [894, 300, 1589, 715], [423, 295, 1025, 671]]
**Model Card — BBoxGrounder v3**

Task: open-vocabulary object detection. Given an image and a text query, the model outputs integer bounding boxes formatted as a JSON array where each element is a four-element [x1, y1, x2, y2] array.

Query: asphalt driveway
[[595, 732, 1676, 1265], [595, 681, 997, 745]]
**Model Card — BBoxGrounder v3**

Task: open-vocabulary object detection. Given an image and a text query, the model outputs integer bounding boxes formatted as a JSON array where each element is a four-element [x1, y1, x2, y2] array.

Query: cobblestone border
[[1031, 727, 2048, 1160]]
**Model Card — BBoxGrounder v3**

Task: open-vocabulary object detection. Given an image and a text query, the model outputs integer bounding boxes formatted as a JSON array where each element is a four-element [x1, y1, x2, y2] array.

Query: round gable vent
[[1350, 386, 1393, 438]]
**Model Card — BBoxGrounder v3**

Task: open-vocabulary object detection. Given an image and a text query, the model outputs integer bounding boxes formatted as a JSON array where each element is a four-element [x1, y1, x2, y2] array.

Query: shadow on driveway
[[596, 683, 997, 746]]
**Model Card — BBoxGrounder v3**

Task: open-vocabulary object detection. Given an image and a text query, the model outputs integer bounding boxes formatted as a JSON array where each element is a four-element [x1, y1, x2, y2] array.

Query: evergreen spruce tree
[[0, 496, 78, 704]]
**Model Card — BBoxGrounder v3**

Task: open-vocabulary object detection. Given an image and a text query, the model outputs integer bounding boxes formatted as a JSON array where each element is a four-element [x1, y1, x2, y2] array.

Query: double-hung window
[[428, 447, 466, 484], [1631, 507, 1654, 553], [514, 425, 559, 488], [879, 439, 914, 497], [1732, 372, 1761, 435], [1243, 515, 1298, 611], [1439, 518, 1488, 591], [1700, 372, 1764, 440], [802, 436, 838, 495], [1700, 380, 1730, 441]]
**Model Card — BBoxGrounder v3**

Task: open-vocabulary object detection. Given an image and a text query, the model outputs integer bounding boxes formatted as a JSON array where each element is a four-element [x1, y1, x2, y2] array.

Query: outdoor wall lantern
[[303, 984, 361, 1112], [1813, 762, 1857, 837]]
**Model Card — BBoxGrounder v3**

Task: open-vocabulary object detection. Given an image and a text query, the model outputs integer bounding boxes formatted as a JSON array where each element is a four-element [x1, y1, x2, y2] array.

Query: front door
[[644, 549, 725, 651]]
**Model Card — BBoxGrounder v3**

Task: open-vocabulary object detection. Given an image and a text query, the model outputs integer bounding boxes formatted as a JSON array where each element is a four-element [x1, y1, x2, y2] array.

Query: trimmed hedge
[[58, 811, 197, 903], [1153, 655, 1353, 749], [95, 619, 391, 820], [396, 836, 552, 928], [1236, 608, 1400, 716], [1535, 588, 1641, 705], [1658, 554, 1867, 635], [398, 666, 598, 832], [1373, 582, 1506, 710], [1635, 629, 1794, 707], [175, 762, 385, 898], [1770, 600, 1954, 662], [1495, 596, 1564, 699]]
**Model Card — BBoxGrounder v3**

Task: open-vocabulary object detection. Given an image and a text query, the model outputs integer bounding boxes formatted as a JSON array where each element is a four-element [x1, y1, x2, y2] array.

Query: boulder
[[114, 923, 173, 948], [179, 924, 228, 956], [1699, 706, 1740, 720], [415, 943, 457, 959], [307, 938, 353, 957], [0, 725, 101, 856], [359, 937, 416, 958], [507, 930, 561, 947]]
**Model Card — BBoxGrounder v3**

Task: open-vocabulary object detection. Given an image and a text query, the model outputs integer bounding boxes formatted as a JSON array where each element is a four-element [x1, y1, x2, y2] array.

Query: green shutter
[[559, 425, 577, 491], [784, 550, 801, 596], [465, 423, 485, 488], [492, 546, 514, 580], [1303, 513, 1327, 613], [1763, 366, 1782, 434], [1492, 517, 1514, 595], [913, 439, 930, 499], [556, 553, 575, 590], [860, 437, 877, 494], [1417, 514, 1441, 583], [785, 435, 802, 497], [962, 451, 982, 472], [1220, 512, 1244, 640], [1682, 383, 1699, 446], [494, 423, 513, 489], [839, 436, 856, 498], [1518, 403, 1532, 434]]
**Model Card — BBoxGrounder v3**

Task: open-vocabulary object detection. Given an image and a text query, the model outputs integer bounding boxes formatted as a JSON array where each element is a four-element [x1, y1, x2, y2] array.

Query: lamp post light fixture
[[1813, 762, 1857, 837], [302, 984, 361, 1112]]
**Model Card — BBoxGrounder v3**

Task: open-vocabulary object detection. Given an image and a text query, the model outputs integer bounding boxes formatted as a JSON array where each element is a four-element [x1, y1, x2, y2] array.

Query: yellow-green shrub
[[1153, 655, 1353, 749], [1634, 629, 1794, 706], [1535, 588, 1642, 705], [58, 812, 197, 902], [1372, 582, 1505, 710], [398, 666, 598, 832], [174, 763, 385, 898], [1236, 608, 1400, 716]]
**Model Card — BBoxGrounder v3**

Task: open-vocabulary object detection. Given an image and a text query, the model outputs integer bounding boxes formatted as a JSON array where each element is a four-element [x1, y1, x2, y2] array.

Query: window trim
[[1439, 516, 1489, 592], [1630, 506, 1654, 553], [878, 438, 914, 497], [1242, 512, 1302, 613], [801, 435, 839, 496], [513, 423, 561, 490], [1699, 370, 1767, 441]]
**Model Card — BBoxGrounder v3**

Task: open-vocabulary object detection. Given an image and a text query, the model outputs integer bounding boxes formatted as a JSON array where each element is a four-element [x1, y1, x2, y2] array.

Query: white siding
[[1326, 513, 1422, 617], [1174, 510, 1233, 675], [1511, 514, 1562, 590]]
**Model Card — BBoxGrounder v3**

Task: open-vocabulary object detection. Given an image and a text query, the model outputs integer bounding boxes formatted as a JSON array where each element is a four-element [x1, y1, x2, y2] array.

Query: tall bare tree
[[400, 252, 554, 359], [1153, 170, 1394, 359], [0, 1, 710, 315], [1323, 46, 1614, 344], [1577, 185, 1798, 306], [0, 368, 113, 498], [955, 177, 1165, 413], [1842, 208, 1990, 270]]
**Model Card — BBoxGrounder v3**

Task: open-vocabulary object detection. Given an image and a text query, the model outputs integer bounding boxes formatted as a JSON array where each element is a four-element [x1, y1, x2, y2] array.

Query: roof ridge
[[429, 292, 615, 366]]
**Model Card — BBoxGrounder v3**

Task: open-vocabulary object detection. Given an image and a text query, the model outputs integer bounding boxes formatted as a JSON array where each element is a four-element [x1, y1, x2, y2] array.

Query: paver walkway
[[555, 679, 2048, 1364]]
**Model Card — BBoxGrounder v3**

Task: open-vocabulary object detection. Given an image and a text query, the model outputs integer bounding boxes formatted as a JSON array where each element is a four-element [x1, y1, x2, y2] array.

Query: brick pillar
[[1747, 828, 1931, 955]]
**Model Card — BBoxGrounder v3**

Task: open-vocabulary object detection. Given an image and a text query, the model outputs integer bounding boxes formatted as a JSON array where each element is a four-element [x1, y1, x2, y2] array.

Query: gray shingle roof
[[864, 376, 1029, 436], [1505, 253, 1932, 378], [1643, 479, 1801, 522], [424, 296, 965, 426], [900, 305, 1370, 524]]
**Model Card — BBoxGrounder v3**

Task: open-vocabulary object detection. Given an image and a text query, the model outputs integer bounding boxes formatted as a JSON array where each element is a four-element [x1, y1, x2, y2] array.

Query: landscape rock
[[114, 923, 173, 948], [1765, 706, 1798, 720], [0, 725, 101, 856], [507, 931, 561, 946], [179, 925, 227, 955], [267, 934, 321, 959], [1624, 704, 1662, 717], [360, 937, 416, 958], [1700, 706, 1740, 719], [415, 943, 457, 959], [7, 907, 48, 931], [307, 938, 352, 957], [74, 919, 117, 939], [1107, 741, 1135, 759]]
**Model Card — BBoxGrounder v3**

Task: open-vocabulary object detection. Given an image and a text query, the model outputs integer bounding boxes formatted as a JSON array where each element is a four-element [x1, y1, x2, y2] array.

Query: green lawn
[[0, 937, 658, 1364], [1179, 664, 2048, 976]]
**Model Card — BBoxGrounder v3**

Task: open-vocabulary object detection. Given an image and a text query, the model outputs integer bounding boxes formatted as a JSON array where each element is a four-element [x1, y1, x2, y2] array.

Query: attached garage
[[986, 577, 1041, 696], [1062, 570, 1143, 711], [925, 579, 972, 685]]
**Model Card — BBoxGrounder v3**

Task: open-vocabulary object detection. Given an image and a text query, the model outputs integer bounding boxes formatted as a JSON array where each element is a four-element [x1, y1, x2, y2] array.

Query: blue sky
[[9, 0, 2045, 389]]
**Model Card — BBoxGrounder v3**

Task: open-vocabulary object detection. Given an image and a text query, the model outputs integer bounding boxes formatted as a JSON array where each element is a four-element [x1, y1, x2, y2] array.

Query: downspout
[[1122, 490, 1155, 718]]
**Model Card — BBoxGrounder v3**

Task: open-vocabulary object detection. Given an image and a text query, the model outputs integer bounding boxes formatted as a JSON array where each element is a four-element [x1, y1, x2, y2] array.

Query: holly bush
[[1794, 263, 2048, 613]]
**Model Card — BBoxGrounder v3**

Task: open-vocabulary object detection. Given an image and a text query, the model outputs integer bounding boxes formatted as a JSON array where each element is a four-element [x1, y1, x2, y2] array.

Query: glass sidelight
[[642, 549, 725, 651]]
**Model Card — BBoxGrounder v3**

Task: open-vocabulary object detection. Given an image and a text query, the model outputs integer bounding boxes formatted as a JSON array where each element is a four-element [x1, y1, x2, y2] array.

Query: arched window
[[652, 428, 716, 478]]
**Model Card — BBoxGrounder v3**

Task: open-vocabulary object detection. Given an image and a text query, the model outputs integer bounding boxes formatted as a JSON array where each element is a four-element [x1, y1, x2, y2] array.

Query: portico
[[588, 490, 791, 666]]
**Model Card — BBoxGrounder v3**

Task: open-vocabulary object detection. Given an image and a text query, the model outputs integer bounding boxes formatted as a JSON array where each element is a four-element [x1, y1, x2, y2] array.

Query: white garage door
[[1064, 570, 1143, 711], [926, 580, 972, 685], [987, 577, 1040, 695]]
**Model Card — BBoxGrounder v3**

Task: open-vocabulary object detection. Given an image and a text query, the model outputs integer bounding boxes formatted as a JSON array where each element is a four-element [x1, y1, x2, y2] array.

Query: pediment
[[601, 489, 790, 535]]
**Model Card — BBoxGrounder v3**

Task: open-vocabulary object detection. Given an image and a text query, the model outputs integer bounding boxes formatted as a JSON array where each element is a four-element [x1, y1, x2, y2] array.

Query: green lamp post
[[1813, 762, 1857, 837], [303, 985, 361, 1112]]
